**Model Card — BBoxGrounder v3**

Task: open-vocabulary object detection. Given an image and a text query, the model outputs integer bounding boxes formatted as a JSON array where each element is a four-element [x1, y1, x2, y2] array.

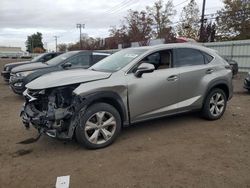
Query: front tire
[[202, 88, 227, 120], [75, 103, 121, 149]]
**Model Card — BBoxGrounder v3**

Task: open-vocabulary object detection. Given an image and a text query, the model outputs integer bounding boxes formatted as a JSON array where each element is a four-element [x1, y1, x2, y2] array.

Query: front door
[[66, 53, 91, 69], [126, 50, 180, 123]]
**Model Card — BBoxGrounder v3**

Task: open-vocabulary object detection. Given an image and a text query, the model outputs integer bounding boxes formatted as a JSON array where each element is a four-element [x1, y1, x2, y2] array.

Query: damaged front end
[[21, 84, 84, 140]]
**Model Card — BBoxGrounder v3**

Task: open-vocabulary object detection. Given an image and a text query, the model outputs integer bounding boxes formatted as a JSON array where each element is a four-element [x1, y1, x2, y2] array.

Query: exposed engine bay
[[21, 84, 84, 140]]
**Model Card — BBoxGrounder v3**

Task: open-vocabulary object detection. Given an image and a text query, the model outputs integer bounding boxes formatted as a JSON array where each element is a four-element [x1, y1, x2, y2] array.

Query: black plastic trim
[[205, 79, 232, 101], [80, 91, 128, 125]]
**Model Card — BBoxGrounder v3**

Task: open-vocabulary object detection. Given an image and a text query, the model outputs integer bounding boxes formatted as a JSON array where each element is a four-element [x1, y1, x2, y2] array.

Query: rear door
[[173, 48, 214, 110]]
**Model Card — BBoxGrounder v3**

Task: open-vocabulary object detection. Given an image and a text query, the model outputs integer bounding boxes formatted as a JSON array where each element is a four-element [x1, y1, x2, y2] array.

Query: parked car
[[243, 72, 250, 91], [21, 44, 233, 149], [9, 51, 110, 95], [1, 52, 62, 82], [20, 54, 32, 59]]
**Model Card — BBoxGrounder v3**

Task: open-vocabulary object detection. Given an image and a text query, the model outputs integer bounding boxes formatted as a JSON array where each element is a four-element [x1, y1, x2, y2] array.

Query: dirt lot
[[0, 58, 249, 188]]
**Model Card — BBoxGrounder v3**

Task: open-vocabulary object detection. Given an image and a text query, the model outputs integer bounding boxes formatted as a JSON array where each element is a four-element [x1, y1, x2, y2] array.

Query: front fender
[[80, 91, 128, 123], [73, 75, 129, 126]]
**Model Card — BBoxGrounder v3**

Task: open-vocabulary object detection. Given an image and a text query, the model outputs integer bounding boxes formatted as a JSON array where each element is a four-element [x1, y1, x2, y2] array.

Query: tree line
[[26, 0, 250, 52]]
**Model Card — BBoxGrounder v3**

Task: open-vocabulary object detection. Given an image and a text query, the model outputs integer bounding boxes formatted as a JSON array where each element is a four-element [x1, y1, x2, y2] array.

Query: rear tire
[[75, 102, 121, 149], [202, 88, 227, 120]]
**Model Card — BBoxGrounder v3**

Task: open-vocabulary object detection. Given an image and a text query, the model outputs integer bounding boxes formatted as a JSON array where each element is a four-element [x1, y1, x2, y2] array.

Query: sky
[[0, 0, 224, 51]]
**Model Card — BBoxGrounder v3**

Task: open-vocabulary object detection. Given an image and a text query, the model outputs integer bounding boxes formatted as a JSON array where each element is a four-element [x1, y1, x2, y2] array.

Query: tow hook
[[17, 129, 44, 144]]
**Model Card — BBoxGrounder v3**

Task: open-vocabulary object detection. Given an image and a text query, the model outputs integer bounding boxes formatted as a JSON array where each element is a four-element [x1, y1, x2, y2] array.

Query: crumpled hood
[[26, 69, 112, 90], [12, 62, 48, 73]]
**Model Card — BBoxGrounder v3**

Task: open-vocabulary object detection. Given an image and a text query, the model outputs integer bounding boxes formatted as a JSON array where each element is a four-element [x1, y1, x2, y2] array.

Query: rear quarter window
[[202, 52, 214, 64]]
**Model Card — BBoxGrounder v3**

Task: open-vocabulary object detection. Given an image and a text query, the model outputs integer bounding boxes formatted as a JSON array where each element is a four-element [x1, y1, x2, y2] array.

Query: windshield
[[90, 49, 146, 72], [31, 53, 46, 62], [45, 51, 79, 66]]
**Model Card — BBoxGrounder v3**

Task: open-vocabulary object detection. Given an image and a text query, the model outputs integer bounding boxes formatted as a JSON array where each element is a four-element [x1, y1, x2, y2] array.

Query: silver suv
[[21, 44, 233, 149]]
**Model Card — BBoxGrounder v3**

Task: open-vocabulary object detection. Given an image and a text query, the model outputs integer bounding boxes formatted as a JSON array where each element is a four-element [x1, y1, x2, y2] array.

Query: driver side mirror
[[135, 62, 155, 78], [62, 62, 72, 69]]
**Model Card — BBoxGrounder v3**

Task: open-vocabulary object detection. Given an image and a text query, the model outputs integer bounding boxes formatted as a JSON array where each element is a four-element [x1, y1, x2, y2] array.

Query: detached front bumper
[[9, 75, 26, 95], [1, 70, 10, 82]]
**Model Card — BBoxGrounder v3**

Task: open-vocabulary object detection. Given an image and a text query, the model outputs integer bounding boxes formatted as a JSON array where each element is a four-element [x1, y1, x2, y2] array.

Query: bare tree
[[216, 0, 250, 40], [109, 26, 131, 48], [177, 0, 200, 39], [109, 10, 153, 46], [58, 43, 67, 52], [147, 0, 176, 40], [200, 22, 216, 42], [67, 43, 80, 51], [125, 10, 153, 46], [67, 35, 104, 51]]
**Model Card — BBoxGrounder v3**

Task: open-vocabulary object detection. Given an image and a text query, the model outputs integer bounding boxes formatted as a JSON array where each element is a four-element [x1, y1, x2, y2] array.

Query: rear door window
[[174, 48, 205, 67], [202, 52, 214, 64]]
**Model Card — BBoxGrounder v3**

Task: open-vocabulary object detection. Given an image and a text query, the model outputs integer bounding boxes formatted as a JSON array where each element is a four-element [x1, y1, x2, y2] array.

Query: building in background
[[0, 46, 24, 58]]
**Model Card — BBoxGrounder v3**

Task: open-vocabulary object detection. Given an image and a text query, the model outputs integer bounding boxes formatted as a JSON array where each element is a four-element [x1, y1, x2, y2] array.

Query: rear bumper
[[1, 70, 10, 81]]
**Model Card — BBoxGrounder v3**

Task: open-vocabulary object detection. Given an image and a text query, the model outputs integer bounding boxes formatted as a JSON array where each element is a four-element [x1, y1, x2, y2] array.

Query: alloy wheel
[[84, 111, 117, 145], [209, 92, 225, 117]]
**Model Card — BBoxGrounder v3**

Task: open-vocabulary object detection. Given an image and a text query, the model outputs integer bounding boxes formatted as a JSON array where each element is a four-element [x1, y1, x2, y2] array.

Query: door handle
[[167, 75, 178, 81], [206, 69, 214, 74]]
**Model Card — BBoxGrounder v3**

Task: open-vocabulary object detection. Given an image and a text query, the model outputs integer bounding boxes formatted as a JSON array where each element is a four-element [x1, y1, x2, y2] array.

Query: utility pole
[[44, 42, 48, 52], [199, 0, 206, 42], [31, 38, 33, 53], [76, 24, 85, 50], [54, 36, 59, 52]]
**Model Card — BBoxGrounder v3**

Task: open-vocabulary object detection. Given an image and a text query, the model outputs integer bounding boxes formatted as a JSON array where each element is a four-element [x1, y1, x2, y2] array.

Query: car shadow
[[28, 112, 200, 152], [121, 111, 201, 137]]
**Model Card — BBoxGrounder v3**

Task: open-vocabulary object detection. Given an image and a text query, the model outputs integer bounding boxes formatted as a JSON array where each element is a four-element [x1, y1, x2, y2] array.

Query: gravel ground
[[0, 58, 250, 188]]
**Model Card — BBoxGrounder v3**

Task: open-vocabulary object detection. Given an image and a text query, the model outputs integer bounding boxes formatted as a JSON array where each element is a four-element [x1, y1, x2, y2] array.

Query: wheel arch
[[81, 91, 128, 125], [205, 80, 230, 101]]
